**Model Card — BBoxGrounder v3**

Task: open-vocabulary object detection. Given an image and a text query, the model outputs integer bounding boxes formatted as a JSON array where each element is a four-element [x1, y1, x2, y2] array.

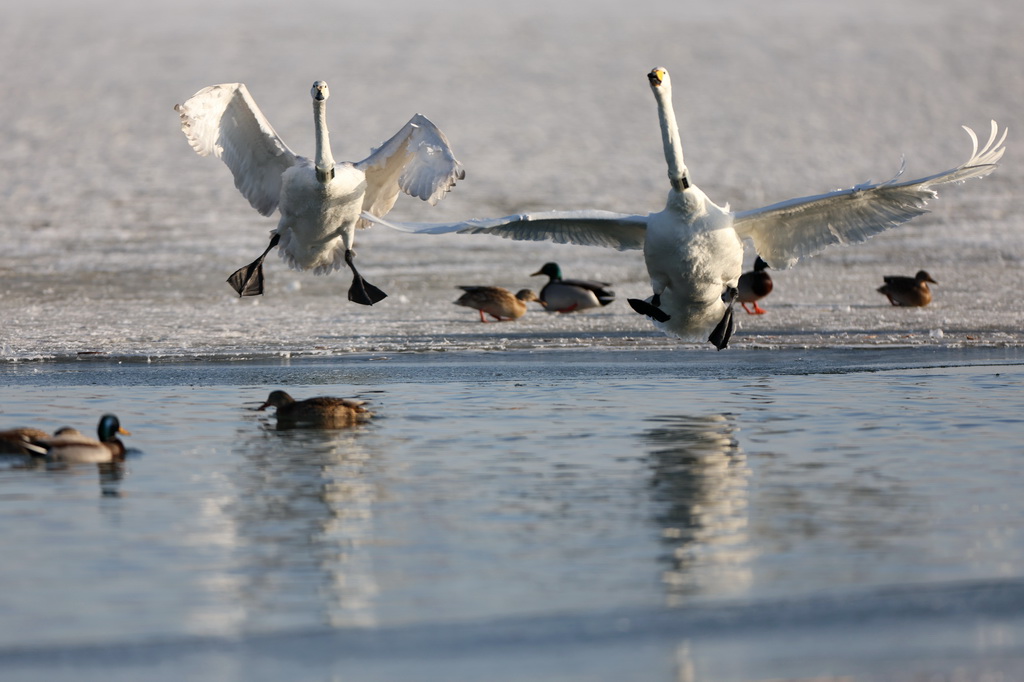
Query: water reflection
[[0, 452, 127, 497], [214, 419, 382, 631], [644, 414, 754, 605]]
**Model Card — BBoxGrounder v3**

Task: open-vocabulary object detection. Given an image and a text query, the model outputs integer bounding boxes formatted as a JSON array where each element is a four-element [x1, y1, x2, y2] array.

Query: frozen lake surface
[[1, 0, 1023, 679]]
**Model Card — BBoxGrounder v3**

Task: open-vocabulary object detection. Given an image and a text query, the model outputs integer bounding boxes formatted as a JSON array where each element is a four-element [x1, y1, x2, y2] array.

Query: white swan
[[175, 81, 464, 304], [364, 67, 1005, 346]]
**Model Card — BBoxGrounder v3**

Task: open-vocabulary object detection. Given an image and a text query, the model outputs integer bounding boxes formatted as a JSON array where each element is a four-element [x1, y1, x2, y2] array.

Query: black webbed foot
[[348, 277, 388, 306], [708, 287, 739, 350], [628, 298, 671, 323], [227, 233, 280, 297], [345, 249, 387, 306]]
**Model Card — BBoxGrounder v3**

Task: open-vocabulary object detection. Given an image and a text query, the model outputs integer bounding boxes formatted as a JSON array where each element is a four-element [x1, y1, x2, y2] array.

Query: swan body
[[454, 286, 542, 322], [36, 415, 131, 464], [877, 270, 937, 307], [176, 81, 464, 303], [531, 262, 615, 313], [258, 390, 372, 428], [737, 256, 772, 315], [364, 67, 1005, 348]]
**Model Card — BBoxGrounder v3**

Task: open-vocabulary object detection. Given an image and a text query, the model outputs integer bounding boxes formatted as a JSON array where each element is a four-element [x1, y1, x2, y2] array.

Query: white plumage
[[365, 67, 1005, 347], [176, 80, 464, 304]]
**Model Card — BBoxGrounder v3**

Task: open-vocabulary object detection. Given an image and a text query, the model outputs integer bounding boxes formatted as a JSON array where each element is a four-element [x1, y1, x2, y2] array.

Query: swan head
[[648, 67, 670, 90], [311, 81, 330, 102]]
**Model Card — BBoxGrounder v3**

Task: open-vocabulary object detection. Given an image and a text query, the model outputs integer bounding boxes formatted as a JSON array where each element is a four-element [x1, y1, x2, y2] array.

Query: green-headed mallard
[[258, 390, 372, 428], [530, 262, 615, 313], [737, 256, 773, 315], [454, 286, 542, 322], [877, 270, 937, 307], [36, 415, 131, 463]]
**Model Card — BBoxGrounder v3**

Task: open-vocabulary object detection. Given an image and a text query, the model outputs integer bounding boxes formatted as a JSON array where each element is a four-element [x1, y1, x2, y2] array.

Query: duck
[[0, 427, 51, 456], [454, 286, 543, 322], [362, 67, 1004, 350], [737, 256, 772, 315], [530, 262, 615, 313], [176, 80, 464, 304], [877, 270, 937, 307], [258, 390, 372, 428], [35, 415, 131, 464]]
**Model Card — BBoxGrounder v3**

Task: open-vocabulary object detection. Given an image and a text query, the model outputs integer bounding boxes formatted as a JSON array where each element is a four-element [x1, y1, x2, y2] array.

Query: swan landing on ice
[[364, 67, 1005, 346], [176, 81, 464, 304]]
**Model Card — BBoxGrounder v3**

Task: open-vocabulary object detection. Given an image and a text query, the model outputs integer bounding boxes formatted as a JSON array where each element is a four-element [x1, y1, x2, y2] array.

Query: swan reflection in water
[[643, 414, 754, 605]]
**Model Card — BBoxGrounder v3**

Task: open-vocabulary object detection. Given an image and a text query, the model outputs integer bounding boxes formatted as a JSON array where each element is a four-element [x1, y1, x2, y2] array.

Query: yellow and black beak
[[648, 68, 666, 86]]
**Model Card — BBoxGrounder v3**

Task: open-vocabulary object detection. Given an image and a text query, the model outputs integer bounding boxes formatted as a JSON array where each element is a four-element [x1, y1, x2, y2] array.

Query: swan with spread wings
[[365, 67, 1004, 347], [176, 80, 464, 304]]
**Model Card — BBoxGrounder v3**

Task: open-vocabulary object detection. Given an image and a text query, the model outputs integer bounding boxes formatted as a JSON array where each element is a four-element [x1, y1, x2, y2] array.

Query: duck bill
[[118, 427, 132, 436]]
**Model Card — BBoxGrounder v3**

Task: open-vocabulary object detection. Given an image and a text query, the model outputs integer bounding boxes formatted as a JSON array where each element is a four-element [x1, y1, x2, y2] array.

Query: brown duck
[[877, 270, 937, 307], [258, 390, 372, 428], [454, 286, 543, 322], [0, 427, 51, 456]]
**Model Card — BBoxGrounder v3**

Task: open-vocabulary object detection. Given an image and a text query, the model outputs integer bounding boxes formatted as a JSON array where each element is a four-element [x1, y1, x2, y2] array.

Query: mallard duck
[[877, 270, 937, 307], [530, 262, 615, 313], [258, 390, 372, 428], [176, 80, 464, 304], [35, 415, 131, 463], [454, 286, 542, 322], [737, 256, 772, 315], [363, 68, 1003, 350], [0, 427, 51, 456]]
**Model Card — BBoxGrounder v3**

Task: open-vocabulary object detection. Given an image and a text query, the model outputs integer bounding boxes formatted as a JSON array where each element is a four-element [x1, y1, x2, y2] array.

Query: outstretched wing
[[363, 209, 650, 251], [175, 83, 299, 216], [356, 114, 465, 223], [732, 121, 1006, 269]]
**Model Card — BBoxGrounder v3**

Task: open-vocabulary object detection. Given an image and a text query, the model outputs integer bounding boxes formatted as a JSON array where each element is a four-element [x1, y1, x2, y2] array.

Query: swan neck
[[313, 98, 335, 181], [655, 87, 689, 190]]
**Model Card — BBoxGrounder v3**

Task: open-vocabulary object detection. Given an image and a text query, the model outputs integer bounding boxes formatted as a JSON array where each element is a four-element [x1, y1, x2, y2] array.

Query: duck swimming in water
[[176, 80, 464, 304], [362, 67, 1004, 349], [258, 390, 372, 428], [531, 262, 615, 313], [737, 256, 772, 315], [877, 270, 937, 307], [454, 286, 543, 322], [0, 427, 51, 456], [35, 415, 131, 464]]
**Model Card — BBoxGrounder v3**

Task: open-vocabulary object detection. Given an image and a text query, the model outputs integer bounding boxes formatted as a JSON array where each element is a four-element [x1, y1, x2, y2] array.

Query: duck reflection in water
[[644, 414, 753, 604], [218, 401, 384, 630]]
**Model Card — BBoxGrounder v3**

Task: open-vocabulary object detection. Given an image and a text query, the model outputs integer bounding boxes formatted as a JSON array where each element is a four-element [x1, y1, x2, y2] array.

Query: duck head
[[259, 390, 296, 410], [97, 414, 130, 442], [531, 262, 562, 281]]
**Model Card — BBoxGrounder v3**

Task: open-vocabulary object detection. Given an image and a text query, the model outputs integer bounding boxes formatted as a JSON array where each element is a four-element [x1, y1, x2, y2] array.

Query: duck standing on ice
[[877, 270, 938, 307], [176, 80, 464, 304], [531, 262, 615, 313], [364, 67, 1005, 349]]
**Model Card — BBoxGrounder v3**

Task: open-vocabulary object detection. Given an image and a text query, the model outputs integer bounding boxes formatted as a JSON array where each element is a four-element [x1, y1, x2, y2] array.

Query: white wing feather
[[356, 114, 465, 222], [733, 121, 1006, 269], [175, 83, 299, 217], [363, 210, 649, 251]]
